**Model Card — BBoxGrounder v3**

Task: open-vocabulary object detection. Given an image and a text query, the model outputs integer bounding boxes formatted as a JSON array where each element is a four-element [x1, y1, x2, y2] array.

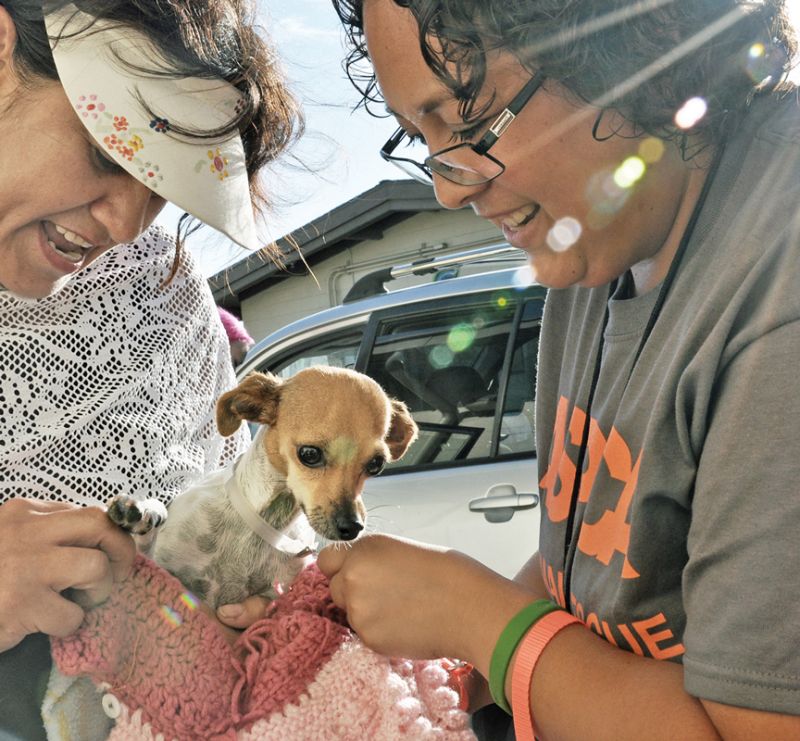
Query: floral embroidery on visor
[[75, 94, 106, 119], [75, 94, 234, 191], [149, 117, 170, 133], [138, 162, 163, 188], [77, 93, 161, 187], [203, 148, 230, 181]]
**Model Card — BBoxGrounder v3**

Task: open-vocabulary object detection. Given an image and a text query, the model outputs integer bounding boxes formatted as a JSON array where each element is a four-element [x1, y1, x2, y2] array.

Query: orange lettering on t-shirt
[[632, 613, 685, 660], [540, 396, 579, 522], [543, 563, 558, 601], [576, 427, 642, 578], [571, 598, 585, 623], [616, 624, 645, 656], [601, 621, 618, 647], [577, 417, 607, 503], [584, 612, 602, 636], [543, 563, 567, 609]]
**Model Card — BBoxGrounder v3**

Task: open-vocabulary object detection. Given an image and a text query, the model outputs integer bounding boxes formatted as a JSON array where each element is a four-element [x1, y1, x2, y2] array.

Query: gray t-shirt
[[535, 92, 800, 715]]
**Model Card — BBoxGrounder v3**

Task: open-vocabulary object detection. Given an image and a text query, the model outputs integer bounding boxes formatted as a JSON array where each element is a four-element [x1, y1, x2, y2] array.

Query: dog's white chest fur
[[152, 432, 315, 609]]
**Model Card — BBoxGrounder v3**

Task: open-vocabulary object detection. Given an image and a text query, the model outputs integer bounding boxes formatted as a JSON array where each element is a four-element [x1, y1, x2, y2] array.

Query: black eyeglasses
[[380, 69, 546, 186]]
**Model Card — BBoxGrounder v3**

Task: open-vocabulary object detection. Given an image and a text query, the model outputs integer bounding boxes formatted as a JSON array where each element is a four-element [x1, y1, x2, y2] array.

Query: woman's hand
[[0, 497, 137, 652], [317, 534, 533, 675]]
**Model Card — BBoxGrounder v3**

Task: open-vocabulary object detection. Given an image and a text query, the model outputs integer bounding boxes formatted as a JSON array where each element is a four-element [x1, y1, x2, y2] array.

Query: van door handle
[[469, 484, 539, 523]]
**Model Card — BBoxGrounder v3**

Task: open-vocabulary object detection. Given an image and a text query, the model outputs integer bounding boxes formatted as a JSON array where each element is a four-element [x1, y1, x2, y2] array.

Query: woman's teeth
[[47, 239, 85, 263], [46, 223, 94, 264], [501, 204, 540, 229], [53, 224, 92, 248]]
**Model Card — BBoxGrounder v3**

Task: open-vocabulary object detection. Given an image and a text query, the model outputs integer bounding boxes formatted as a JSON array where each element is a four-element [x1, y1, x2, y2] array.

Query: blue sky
[[169, 0, 399, 277], [170, 0, 800, 278]]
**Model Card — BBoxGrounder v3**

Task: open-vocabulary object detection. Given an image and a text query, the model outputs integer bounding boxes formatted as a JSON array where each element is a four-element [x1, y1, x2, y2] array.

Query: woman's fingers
[[29, 590, 87, 638], [0, 588, 87, 652], [46, 547, 115, 606], [0, 498, 136, 649], [317, 545, 349, 607], [47, 505, 137, 582], [317, 544, 347, 578]]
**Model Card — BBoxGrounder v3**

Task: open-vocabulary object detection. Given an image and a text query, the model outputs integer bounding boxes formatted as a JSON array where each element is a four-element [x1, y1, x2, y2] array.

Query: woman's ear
[[0, 5, 19, 92]]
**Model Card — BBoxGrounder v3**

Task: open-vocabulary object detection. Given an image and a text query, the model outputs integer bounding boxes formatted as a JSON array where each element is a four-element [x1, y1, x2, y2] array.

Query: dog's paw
[[107, 495, 168, 535]]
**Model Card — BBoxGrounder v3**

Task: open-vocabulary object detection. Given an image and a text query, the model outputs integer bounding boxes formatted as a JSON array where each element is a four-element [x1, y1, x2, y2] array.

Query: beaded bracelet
[[488, 599, 560, 714], [511, 610, 582, 741]]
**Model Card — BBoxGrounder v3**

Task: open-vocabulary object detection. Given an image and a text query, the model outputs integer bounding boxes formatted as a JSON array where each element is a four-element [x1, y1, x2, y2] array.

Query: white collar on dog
[[224, 475, 314, 558]]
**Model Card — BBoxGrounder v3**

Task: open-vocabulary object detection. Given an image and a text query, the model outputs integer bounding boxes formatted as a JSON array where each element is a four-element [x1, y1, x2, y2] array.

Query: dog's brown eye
[[298, 445, 324, 468], [365, 455, 385, 476]]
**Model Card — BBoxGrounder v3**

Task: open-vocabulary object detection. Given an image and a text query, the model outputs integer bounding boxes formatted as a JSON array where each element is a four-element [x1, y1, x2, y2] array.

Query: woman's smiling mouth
[[492, 203, 542, 246], [498, 204, 540, 230], [42, 221, 95, 265], [41, 221, 96, 274]]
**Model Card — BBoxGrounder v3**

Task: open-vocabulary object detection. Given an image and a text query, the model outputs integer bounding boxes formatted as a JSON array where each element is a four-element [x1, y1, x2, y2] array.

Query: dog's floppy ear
[[385, 399, 418, 461], [216, 372, 284, 436]]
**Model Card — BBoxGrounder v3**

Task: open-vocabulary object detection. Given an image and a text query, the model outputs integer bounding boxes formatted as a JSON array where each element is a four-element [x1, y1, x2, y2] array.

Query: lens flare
[[429, 345, 454, 369], [674, 97, 708, 130], [160, 604, 183, 628], [512, 265, 536, 288], [586, 168, 631, 224], [330, 435, 358, 463], [613, 157, 646, 189], [638, 137, 665, 164], [179, 592, 199, 610], [742, 42, 776, 85], [447, 323, 476, 353], [546, 217, 582, 252]]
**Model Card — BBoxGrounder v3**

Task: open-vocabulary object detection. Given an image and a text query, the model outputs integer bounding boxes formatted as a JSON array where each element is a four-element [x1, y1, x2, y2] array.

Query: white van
[[237, 246, 543, 578]]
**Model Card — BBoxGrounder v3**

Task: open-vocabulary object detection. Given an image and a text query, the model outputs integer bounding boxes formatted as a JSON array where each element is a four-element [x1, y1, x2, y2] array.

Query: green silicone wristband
[[489, 599, 560, 714]]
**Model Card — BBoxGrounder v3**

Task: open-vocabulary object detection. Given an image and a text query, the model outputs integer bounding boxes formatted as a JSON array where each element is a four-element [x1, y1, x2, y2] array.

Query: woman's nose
[[90, 174, 165, 245], [432, 173, 487, 211]]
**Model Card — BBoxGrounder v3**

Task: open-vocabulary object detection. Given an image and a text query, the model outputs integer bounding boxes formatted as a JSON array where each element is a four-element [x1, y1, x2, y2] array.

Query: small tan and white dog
[[107, 366, 418, 609]]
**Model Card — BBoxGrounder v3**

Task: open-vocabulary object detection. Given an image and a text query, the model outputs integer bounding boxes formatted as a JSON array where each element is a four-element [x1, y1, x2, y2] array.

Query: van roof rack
[[342, 243, 521, 304]]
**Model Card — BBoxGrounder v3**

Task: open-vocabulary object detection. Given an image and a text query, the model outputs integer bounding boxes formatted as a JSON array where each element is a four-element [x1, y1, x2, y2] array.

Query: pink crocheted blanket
[[51, 554, 475, 740]]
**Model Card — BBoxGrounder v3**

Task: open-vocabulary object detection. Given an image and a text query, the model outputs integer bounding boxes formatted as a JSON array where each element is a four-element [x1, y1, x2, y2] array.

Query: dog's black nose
[[335, 514, 364, 541]]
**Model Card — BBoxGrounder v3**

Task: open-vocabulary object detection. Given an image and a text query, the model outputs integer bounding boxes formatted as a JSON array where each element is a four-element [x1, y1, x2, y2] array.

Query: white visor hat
[[45, 4, 260, 251]]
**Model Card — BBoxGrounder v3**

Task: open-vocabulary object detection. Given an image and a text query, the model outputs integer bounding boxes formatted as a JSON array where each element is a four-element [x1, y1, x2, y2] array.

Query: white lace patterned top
[[0, 226, 248, 507]]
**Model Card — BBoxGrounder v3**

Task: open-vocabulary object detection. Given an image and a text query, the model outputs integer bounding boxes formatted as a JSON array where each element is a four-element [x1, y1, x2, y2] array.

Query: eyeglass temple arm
[[473, 70, 546, 155], [381, 127, 407, 157]]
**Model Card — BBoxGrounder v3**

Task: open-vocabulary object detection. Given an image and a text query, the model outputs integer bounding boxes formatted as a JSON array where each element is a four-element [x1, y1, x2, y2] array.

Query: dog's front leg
[[107, 494, 168, 553]]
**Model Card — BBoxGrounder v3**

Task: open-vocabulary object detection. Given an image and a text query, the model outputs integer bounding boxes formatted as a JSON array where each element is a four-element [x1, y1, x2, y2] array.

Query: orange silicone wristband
[[511, 610, 582, 741]]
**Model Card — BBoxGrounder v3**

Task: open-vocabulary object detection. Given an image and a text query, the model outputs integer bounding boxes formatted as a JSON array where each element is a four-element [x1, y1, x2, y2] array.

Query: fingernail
[[218, 604, 243, 619]]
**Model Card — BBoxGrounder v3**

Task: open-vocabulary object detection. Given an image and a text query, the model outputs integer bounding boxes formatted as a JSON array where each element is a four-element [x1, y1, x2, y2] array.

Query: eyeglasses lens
[[427, 145, 504, 185], [383, 133, 505, 186]]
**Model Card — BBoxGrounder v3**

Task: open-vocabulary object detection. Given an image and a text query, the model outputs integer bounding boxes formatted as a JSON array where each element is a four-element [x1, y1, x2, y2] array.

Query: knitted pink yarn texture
[[51, 555, 475, 740], [51, 555, 349, 739]]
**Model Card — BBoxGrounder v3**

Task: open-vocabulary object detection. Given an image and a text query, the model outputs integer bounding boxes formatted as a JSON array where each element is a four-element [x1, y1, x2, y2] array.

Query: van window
[[364, 296, 539, 470], [498, 300, 540, 456], [266, 330, 364, 378]]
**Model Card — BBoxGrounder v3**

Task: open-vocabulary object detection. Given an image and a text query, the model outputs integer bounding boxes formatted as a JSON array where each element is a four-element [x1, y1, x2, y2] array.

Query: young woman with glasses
[[319, 0, 800, 738]]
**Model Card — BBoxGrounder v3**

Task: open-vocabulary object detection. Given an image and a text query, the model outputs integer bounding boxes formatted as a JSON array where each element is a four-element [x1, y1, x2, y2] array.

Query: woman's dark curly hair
[[332, 0, 796, 151], [2, 0, 303, 270]]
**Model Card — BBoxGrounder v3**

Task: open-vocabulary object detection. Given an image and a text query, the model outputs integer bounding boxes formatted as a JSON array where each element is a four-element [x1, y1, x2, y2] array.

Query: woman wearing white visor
[[0, 2, 300, 737]]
